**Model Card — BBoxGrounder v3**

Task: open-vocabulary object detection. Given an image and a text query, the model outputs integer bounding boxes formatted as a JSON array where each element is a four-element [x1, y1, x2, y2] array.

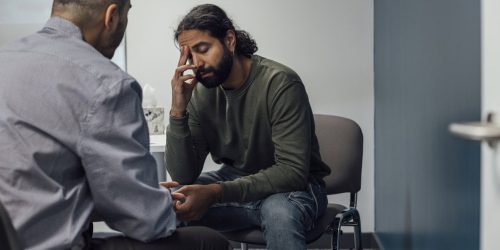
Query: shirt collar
[[44, 16, 83, 40]]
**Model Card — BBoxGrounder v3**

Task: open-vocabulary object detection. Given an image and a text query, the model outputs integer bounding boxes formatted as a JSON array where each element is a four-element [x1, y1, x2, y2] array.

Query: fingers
[[172, 186, 192, 218], [174, 201, 199, 221], [159, 181, 180, 188], [171, 192, 186, 201], [191, 78, 199, 85], [173, 185, 191, 194], [173, 63, 197, 90], [174, 199, 188, 217], [175, 200, 185, 211], [171, 47, 198, 115], [178, 75, 196, 84], [177, 46, 189, 67], [172, 200, 182, 213], [175, 64, 197, 78]]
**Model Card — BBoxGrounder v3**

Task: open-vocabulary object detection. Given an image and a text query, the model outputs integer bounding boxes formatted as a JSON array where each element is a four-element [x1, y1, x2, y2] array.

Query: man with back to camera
[[0, 0, 231, 249], [164, 4, 331, 250]]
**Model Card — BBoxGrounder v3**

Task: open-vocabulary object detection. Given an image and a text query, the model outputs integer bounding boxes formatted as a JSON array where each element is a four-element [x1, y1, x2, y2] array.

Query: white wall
[[127, 0, 374, 231], [0, 0, 52, 46], [481, 0, 500, 249], [0, 0, 127, 70]]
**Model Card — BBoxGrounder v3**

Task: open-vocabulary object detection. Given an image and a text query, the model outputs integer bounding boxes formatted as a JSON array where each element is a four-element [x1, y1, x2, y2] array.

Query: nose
[[191, 54, 204, 68]]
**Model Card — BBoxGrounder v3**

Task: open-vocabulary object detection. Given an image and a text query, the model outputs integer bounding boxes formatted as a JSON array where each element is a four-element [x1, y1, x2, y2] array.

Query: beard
[[195, 47, 233, 88], [98, 20, 127, 59]]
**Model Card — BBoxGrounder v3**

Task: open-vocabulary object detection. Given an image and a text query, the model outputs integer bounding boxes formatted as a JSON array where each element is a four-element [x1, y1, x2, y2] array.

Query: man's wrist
[[209, 183, 223, 203], [170, 109, 187, 118]]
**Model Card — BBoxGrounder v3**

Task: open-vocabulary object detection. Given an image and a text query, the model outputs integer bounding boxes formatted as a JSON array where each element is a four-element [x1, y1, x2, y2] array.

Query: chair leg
[[353, 210, 362, 250], [331, 216, 342, 250], [333, 208, 362, 250], [240, 242, 248, 250], [331, 228, 342, 250]]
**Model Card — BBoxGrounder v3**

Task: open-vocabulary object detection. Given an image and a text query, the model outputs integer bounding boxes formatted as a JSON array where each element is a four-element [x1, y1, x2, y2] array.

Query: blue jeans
[[187, 166, 328, 250]]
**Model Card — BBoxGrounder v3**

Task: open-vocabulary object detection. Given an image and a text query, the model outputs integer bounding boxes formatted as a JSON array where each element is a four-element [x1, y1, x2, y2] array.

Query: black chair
[[0, 202, 22, 250], [221, 114, 364, 250]]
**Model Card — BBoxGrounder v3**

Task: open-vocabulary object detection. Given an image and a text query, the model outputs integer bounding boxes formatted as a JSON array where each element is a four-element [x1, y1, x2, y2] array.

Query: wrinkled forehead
[[177, 30, 218, 48]]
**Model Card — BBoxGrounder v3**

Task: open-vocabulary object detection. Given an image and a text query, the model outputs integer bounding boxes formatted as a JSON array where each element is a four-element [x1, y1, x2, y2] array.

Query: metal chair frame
[[226, 114, 364, 250]]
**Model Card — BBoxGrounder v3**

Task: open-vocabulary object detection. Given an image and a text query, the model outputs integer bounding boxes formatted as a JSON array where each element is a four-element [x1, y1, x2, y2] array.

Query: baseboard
[[372, 232, 384, 250], [229, 232, 380, 249]]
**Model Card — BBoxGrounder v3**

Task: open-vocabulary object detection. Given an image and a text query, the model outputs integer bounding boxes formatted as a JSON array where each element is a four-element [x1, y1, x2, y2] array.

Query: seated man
[[0, 1, 230, 250], [165, 4, 331, 250]]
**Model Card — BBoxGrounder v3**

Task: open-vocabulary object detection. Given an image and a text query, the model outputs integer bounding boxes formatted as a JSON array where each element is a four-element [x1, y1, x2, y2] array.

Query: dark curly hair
[[175, 4, 258, 57]]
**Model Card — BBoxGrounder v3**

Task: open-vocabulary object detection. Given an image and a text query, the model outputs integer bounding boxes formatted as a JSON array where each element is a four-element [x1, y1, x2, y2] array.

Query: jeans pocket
[[287, 189, 316, 231], [287, 181, 328, 232], [311, 181, 328, 218]]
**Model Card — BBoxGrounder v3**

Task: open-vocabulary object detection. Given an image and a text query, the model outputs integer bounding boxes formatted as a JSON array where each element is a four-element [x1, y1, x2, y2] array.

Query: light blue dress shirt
[[0, 17, 176, 250]]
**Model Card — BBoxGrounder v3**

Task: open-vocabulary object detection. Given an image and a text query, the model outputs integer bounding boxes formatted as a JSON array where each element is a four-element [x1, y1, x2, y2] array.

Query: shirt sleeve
[[165, 101, 209, 184], [220, 79, 313, 202], [78, 78, 176, 242]]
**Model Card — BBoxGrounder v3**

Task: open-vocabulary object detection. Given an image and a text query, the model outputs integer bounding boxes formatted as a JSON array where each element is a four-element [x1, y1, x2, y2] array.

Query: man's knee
[[260, 193, 305, 228]]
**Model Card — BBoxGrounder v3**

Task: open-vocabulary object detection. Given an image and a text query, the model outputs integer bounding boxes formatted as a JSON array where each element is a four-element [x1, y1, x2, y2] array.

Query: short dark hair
[[52, 0, 128, 17], [175, 4, 258, 57]]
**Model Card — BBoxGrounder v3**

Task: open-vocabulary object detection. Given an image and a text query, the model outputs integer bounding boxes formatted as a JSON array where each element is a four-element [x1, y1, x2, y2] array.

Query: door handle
[[449, 112, 500, 148]]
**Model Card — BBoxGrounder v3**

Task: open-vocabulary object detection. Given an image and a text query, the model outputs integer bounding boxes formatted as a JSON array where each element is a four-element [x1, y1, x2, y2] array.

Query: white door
[[481, 0, 500, 249]]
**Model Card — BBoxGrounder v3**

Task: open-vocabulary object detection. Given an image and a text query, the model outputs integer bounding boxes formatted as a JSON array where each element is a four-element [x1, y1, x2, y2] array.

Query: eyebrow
[[191, 41, 210, 51]]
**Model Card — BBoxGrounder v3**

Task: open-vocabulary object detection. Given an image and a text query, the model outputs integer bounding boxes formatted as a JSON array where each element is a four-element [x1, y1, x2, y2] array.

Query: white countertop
[[150, 134, 166, 153]]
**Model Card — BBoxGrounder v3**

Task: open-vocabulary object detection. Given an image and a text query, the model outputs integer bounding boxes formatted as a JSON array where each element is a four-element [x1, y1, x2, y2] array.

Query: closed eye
[[192, 42, 210, 54]]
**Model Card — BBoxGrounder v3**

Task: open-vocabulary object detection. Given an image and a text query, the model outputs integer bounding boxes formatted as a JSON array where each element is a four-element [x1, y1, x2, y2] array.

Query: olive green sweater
[[166, 55, 330, 203]]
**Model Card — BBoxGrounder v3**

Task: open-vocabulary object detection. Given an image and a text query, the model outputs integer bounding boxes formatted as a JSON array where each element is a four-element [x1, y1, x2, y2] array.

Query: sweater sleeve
[[166, 102, 209, 184], [220, 79, 313, 202]]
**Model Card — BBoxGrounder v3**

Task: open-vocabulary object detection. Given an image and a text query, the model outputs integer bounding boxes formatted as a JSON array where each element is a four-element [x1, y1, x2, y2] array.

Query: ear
[[225, 30, 237, 53], [103, 4, 119, 30]]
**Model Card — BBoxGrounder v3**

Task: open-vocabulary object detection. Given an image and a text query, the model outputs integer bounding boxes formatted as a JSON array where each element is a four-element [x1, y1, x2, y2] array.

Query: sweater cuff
[[219, 181, 242, 203], [167, 114, 190, 137]]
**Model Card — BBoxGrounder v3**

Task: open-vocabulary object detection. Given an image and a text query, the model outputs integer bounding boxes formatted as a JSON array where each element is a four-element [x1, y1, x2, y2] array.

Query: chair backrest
[[313, 114, 363, 195], [0, 201, 22, 250]]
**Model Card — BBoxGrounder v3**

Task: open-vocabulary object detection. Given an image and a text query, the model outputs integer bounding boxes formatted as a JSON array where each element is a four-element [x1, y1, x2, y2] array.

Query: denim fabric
[[189, 166, 328, 250]]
